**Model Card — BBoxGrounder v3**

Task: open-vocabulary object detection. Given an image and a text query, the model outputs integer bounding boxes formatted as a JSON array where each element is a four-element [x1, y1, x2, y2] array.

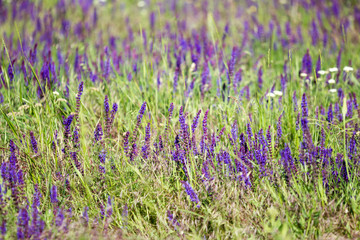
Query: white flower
[[317, 70, 328, 75], [266, 93, 276, 98], [343, 66, 354, 72], [53, 91, 59, 96], [190, 63, 196, 73], [329, 89, 337, 93], [273, 90, 283, 96], [300, 72, 307, 77], [329, 67, 338, 73], [137, 1, 145, 7], [328, 79, 336, 84]]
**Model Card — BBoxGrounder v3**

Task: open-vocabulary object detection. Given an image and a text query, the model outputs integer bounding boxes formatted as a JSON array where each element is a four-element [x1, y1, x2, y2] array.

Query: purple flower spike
[[301, 93, 308, 117], [94, 123, 103, 143], [75, 81, 84, 124], [141, 123, 151, 159], [29, 131, 38, 154], [50, 185, 58, 204], [129, 102, 147, 161], [181, 181, 200, 207]]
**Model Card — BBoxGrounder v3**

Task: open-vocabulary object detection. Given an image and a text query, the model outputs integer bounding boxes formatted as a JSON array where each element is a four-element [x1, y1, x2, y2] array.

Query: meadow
[[1, 0, 360, 239]]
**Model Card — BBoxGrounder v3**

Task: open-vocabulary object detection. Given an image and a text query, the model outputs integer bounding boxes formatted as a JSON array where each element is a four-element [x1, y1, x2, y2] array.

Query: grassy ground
[[1, 0, 360, 239]]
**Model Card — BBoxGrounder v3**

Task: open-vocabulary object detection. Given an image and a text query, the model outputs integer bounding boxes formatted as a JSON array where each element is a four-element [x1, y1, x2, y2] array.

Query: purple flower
[[310, 20, 319, 46], [70, 152, 82, 173], [301, 49, 312, 76], [1, 220, 6, 236], [75, 81, 84, 123], [82, 206, 89, 225], [182, 181, 200, 207], [327, 104, 333, 122], [99, 150, 106, 175], [167, 210, 180, 230], [129, 102, 147, 161], [191, 110, 201, 134], [55, 208, 64, 227], [109, 103, 118, 132], [104, 95, 110, 133], [94, 123, 103, 143], [315, 56, 321, 78], [258, 67, 263, 90], [17, 208, 29, 239], [123, 131, 130, 156], [141, 123, 151, 159], [29, 131, 38, 154], [106, 196, 113, 219], [50, 185, 58, 204], [301, 93, 308, 117]]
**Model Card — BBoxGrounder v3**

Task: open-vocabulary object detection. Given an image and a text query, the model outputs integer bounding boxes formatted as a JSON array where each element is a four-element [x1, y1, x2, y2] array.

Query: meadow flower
[[29, 131, 38, 154], [266, 92, 275, 98], [329, 89, 337, 93], [50, 185, 58, 204], [343, 66, 353, 72], [328, 79, 336, 84], [329, 67, 338, 73], [301, 93, 308, 117], [141, 123, 151, 159], [94, 123, 103, 143], [317, 70, 328, 75], [167, 211, 180, 230], [300, 72, 307, 78], [182, 181, 200, 207], [273, 90, 283, 96]]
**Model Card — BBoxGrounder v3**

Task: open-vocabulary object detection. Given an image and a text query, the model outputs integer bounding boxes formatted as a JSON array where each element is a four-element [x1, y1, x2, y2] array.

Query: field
[[1, 0, 360, 239]]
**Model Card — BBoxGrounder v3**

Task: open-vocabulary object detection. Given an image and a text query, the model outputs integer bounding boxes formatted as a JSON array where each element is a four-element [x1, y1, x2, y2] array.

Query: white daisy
[[137, 1, 146, 7], [328, 79, 336, 84], [343, 66, 354, 72], [266, 92, 276, 98], [317, 70, 328, 75], [329, 67, 338, 73], [273, 90, 283, 96], [329, 89, 337, 93]]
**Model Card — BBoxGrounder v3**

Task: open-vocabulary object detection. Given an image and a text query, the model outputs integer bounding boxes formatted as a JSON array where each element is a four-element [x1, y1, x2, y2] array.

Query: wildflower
[[301, 49, 312, 75], [50, 185, 58, 204], [329, 67, 338, 73], [75, 81, 84, 124], [267, 92, 275, 98], [317, 70, 328, 75], [182, 181, 200, 207], [329, 89, 337, 93], [17, 208, 29, 239], [273, 90, 283, 96], [82, 207, 89, 226], [29, 131, 38, 154], [99, 150, 106, 175], [327, 104, 333, 122], [328, 79, 336, 84], [301, 94, 308, 117], [191, 110, 201, 134], [141, 123, 151, 159], [129, 102, 147, 161], [167, 211, 180, 230], [343, 66, 354, 72], [258, 67, 263, 89], [104, 95, 110, 133], [94, 123, 103, 143]]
